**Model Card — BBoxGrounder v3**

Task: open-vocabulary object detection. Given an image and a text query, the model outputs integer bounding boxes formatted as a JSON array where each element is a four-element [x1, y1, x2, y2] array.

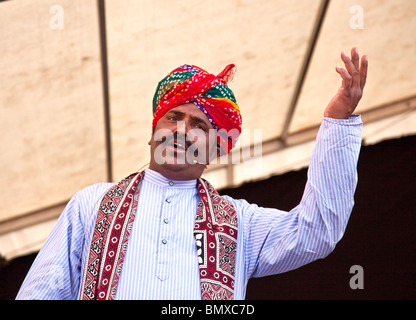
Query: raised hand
[[324, 47, 368, 119]]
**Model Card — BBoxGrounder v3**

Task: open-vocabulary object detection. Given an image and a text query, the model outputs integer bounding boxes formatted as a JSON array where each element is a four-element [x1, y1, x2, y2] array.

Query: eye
[[193, 124, 208, 132], [168, 116, 178, 121]]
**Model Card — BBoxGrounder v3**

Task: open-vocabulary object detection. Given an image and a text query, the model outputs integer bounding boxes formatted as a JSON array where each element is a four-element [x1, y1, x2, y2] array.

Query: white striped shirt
[[16, 115, 362, 300]]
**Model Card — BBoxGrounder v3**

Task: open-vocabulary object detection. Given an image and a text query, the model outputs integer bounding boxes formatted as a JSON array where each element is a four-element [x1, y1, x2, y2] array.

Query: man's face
[[148, 103, 217, 180]]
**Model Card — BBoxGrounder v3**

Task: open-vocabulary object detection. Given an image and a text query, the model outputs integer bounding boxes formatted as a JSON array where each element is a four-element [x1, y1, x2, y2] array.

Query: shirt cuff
[[323, 114, 362, 125]]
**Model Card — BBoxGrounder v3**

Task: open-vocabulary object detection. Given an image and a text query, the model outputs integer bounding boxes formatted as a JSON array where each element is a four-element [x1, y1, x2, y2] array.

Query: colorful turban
[[152, 64, 242, 155]]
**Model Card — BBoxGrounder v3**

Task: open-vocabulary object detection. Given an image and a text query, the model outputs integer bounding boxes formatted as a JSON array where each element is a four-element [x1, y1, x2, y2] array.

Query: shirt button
[[168, 181, 174, 186], [163, 218, 169, 224], [165, 198, 171, 203], [162, 239, 167, 245]]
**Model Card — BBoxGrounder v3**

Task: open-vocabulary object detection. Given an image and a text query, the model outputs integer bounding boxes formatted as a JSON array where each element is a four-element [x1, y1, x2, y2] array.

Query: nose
[[174, 120, 188, 136], [172, 120, 194, 148], [173, 119, 203, 146]]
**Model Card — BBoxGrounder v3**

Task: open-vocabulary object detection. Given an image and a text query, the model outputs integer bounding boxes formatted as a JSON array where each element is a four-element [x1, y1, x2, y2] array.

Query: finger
[[351, 47, 360, 71], [359, 54, 368, 91], [336, 65, 352, 89], [341, 50, 360, 88]]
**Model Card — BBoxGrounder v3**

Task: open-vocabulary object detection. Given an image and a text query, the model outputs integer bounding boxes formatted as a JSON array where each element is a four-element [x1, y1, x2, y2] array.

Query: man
[[16, 47, 368, 300]]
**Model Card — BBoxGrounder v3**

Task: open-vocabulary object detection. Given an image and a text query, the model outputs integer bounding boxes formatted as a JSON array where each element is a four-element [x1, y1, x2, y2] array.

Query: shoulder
[[73, 182, 115, 207], [60, 182, 115, 225], [76, 182, 115, 196], [220, 194, 258, 215], [221, 194, 289, 221]]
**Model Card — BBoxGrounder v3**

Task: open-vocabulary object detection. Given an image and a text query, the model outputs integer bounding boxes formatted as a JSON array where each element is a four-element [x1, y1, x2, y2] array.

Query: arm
[[239, 48, 368, 278], [15, 195, 85, 300], [15, 183, 111, 300], [237, 115, 362, 278]]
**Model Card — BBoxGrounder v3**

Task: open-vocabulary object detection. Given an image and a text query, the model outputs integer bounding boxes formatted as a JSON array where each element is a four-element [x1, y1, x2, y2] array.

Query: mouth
[[173, 140, 187, 151], [154, 133, 209, 166], [162, 137, 191, 156], [161, 133, 192, 152]]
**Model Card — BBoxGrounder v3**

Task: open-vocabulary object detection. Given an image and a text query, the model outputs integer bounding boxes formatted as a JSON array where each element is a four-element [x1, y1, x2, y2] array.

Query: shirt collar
[[143, 168, 197, 189]]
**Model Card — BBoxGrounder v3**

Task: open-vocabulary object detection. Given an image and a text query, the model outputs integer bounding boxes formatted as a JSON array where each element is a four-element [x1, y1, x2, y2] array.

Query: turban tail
[[152, 64, 242, 155]]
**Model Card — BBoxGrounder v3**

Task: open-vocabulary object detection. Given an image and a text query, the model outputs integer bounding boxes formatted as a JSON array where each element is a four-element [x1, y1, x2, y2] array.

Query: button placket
[[155, 185, 175, 280]]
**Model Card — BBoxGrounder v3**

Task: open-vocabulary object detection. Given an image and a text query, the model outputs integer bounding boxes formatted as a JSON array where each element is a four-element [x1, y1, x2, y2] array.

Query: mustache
[[161, 132, 193, 149]]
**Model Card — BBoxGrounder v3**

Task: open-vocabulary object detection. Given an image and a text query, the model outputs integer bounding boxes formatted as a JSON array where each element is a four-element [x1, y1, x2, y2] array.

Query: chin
[[161, 162, 192, 171], [151, 160, 204, 180]]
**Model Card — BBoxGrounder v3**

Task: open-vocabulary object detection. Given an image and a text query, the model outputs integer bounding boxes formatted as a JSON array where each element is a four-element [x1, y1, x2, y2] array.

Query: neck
[[148, 162, 206, 181]]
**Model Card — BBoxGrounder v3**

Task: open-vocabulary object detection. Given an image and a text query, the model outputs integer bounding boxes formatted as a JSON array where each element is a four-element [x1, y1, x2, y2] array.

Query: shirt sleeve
[[15, 183, 112, 300], [228, 115, 363, 279], [15, 195, 84, 300]]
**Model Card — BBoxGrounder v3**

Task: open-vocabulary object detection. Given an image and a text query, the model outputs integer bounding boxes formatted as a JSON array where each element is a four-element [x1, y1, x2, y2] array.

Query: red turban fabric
[[152, 64, 242, 155]]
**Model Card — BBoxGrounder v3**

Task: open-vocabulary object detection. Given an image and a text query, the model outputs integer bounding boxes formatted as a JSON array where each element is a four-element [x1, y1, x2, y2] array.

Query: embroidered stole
[[79, 171, 238, 300]]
